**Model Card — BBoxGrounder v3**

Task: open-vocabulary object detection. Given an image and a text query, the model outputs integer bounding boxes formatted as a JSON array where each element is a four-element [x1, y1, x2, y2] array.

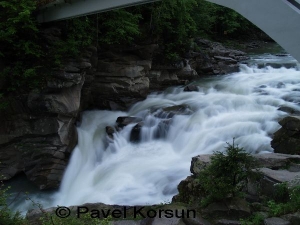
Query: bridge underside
[[37, 0, 158, 23], [37, 0, 300, 63], [207, 0, 300, 62]]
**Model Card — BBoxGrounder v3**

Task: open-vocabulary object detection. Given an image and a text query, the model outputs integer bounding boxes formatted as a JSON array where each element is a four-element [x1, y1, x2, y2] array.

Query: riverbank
[[24, 152, 300, 225]]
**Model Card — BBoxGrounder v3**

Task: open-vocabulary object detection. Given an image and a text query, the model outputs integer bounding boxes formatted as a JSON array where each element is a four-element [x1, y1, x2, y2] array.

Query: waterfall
[[53, 63, 300, 207], [7, 55, 300, 214]]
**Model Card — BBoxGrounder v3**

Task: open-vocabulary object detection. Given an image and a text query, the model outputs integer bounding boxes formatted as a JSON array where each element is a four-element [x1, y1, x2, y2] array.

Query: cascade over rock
[[0, 26, 279, 193]]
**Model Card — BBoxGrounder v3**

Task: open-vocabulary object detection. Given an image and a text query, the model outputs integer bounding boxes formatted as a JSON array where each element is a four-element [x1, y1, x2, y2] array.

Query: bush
[[196, 139, 258, 207], [268, 184, 300, 216], [240, 213, 264, 225], [0, 178, 27, 225]]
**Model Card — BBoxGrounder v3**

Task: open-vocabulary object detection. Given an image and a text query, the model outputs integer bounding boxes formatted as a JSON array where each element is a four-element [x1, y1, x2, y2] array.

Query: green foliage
[[197, 139, 258, 207], [273, 182, 289, 203], [190, 0, 218, 36], [0, 0, 261, 93], [267, 185, 300, 216], [0, 93, 8, 110], [0, 178, 27, 225], [0, 0, 43, 92], [206, 2, 259, 36], [0, 0, 40, 57], [97, 9, 141, 45], [49, 17, 95, 67], [149, 0, 197, 60], [240, 213, 264, 225], [0, 1, 95, 93]]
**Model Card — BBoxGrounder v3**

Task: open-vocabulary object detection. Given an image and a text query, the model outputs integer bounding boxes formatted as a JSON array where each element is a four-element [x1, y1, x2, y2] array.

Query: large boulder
[[271, 116, 300, 155], [203, 198, 251, 220]]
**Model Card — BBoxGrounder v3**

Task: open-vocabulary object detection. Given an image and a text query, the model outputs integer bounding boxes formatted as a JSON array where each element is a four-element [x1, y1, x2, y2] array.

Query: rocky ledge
[[173, 153, 300, 225], [0, 53, 92, 189]]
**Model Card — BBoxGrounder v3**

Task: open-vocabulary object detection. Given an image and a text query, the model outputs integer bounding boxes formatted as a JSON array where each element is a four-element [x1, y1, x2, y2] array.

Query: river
[[7, 47, 300, 214]]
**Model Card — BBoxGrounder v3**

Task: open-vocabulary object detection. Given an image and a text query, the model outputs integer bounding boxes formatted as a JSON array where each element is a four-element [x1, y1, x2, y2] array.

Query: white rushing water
[[8, 57, 300, 213], [53, 63, 300, 207]]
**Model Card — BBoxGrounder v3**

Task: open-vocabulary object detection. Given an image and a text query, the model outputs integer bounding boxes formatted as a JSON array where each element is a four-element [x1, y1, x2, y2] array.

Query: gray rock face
[[264, 217, 290, 225], [254, 153, 300, 169], [0, 28, 94, 189], [183, 84, 198, 92], [281, 212, 300, 225], [203, 198, 251, 220], [271, 116, 300, 155], [89, 45, 157, 110], [0, 76, 82, 189], [190, 38, 248, 75]]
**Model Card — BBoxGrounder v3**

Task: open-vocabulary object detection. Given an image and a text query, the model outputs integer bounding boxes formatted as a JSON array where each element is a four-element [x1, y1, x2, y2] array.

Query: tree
[[197, 140, 258, 206]]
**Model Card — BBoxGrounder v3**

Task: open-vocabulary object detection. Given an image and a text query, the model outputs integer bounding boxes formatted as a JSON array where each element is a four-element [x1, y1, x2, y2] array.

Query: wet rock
[[277, 82, 286, 88], [183, 213, 211, 225], [258, 168, 300, 195], [172, 175, 202, 204], [278, 106, 300, 115], [264, 217, 290, 225], [214, 56, 237, 64], [184, 85, 198, 92], [190, 154, 211, 174], [203, 198, 251, 219], [215, 219, 241, 225], [0, 32, 91, 189], [28, 81, 83, 117], [160, 105, 193, 118], [64, 65, 80, 73], [177, 66, 199, 80], [0, 90, 80, 189], [271, 116, 300, 155], [116, 117, 143, 129], [88, 46, 157, 110], [276, 54, 289, 57], [282, 93, 300, 104], [254, 153, 300, 169], [154, 119, 171, 139], [106, 126, 115, 139], [281, 212, 300, 225], [130, 122, 143, 143]]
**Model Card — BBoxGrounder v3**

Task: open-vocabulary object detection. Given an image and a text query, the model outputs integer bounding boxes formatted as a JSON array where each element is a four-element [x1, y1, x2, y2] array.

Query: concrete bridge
[[37, 0, 300, 62]]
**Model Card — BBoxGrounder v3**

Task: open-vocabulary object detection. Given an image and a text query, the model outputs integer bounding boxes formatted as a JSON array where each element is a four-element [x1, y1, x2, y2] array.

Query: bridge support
[[206, 0, 300, 62]]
